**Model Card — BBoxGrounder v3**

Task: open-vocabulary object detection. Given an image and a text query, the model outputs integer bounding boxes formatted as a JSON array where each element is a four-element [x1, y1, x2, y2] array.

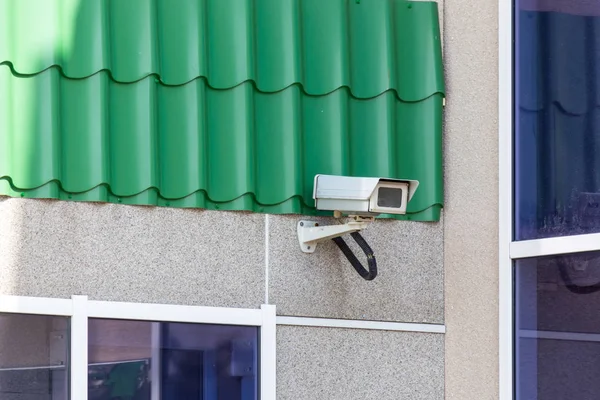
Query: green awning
[[0, 0, 445, 220]]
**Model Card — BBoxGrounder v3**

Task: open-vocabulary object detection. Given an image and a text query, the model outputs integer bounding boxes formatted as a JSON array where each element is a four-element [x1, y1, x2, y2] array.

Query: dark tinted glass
[[516, 251, 600, 399], [88, 319, 258, 400], [515, 1, 600, 240], [377, 187, 402, 208], [0, 314, 69, 400]]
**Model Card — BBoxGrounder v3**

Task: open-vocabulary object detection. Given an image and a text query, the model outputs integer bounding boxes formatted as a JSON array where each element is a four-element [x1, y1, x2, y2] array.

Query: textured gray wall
[[0, 199, 444, 322], [269, 215, 444, 323], [0, 197, 265, 308], [277, 326, 444, 400], [443, 0, 499, 398]]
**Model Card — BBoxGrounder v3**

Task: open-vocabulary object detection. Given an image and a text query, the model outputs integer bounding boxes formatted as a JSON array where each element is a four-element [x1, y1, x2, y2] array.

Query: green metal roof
[[0, 0, 445, 221]]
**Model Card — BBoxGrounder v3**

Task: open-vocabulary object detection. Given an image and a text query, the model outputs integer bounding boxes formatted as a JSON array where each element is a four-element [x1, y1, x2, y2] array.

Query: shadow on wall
[[0, 197, 21, 295]]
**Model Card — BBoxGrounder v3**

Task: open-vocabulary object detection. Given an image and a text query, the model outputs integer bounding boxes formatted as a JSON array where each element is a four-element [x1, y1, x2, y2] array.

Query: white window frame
[[0, 295, 276, 400], [499, 1, 600, 398], [498, 0, 514, 398]]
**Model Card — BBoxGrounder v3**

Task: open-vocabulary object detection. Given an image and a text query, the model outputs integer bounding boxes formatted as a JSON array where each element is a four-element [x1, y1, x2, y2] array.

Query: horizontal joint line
[[276, 316, 445, 334]]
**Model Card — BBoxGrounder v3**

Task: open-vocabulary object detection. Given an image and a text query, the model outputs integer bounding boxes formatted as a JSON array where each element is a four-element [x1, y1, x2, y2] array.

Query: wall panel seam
[[276, 316, 446, 333]]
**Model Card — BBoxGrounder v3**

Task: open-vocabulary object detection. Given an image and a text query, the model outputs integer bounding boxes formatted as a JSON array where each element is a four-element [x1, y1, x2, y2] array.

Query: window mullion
[[70, 295, 88, 400], [260, 304, 276, 400], [510, 232, 600, 259], [498, 0, 515, 397]]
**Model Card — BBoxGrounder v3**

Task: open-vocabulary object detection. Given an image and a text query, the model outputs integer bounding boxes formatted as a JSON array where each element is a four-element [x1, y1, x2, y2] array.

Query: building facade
[[6, 0, 581, 398]]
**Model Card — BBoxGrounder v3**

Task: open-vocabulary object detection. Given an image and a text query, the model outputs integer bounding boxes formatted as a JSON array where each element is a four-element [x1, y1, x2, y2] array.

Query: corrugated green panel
[[0, 65, 443, 219], [0, 0, 444, 101], [0, 0, 444, 221]]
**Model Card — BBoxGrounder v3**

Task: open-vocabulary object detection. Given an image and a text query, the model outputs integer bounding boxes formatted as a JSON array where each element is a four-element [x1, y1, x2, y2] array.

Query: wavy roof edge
[[0, 65, 445, 103], [1, 64, 445, 103], [0, 180, 442, 221]]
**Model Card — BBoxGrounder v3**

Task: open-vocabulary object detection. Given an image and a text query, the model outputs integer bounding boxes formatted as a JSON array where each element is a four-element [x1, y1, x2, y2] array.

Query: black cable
[[332, 232, 377, 281], [557, 258, 600, 295]]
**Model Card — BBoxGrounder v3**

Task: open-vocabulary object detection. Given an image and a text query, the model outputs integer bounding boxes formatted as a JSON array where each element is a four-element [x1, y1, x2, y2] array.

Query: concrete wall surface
[[277, 326, 444, 400], [443, 0, 500, 398], [0, 197, 265, 308], [0, 196, 444, 322], [269, 215, 444, 323]]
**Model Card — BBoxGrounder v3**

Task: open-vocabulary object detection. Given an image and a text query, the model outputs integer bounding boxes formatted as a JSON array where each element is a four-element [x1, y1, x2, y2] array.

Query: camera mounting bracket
[[297, 215, 374, 253]]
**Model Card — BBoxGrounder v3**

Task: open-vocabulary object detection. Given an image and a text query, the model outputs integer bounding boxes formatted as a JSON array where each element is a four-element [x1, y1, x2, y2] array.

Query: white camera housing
[[313, 174, 419, 216], [298, 174, 420, 253]]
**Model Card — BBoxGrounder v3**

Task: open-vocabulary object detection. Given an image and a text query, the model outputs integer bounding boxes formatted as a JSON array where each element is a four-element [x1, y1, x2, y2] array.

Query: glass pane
[[0, 314, 69, 400], [377, 187, 403, 208], [515, 1, 600, 240], [516, 251, 600, 399], [88, 319, 258, 400]]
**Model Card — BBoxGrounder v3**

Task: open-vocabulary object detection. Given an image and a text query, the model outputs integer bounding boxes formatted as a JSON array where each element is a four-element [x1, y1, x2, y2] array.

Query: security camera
[[298, 174, 420, 280], [313, 174, 419, 216], [297, 174, 419, 254]]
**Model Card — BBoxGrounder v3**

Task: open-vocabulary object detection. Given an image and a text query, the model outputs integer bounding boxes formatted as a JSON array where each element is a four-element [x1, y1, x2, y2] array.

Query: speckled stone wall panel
[[277, 325, 444, 400], [443, 0, 499, 398], [268, 214, 444, 323], [0, 197, 264, 308]]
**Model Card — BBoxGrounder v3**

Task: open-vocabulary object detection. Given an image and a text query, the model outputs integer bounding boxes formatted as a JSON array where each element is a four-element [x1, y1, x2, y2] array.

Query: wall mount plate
[[297, 221, 319, 253]]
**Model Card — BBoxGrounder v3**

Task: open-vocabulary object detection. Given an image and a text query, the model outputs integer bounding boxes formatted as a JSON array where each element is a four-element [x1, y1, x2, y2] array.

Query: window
[[88, 319, 258, 400], [515, 2, 600, 241], [0, 296, 276, 400], [501, 1, 600, 399], [515, 252, 600, 399]]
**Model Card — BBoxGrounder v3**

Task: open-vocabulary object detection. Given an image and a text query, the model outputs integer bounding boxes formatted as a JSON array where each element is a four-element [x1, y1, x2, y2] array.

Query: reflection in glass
[[516, 251, 600, 399], [515, 0, 600, 240], [88, 319, 258, 400], [0, 314, 69, 400]]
